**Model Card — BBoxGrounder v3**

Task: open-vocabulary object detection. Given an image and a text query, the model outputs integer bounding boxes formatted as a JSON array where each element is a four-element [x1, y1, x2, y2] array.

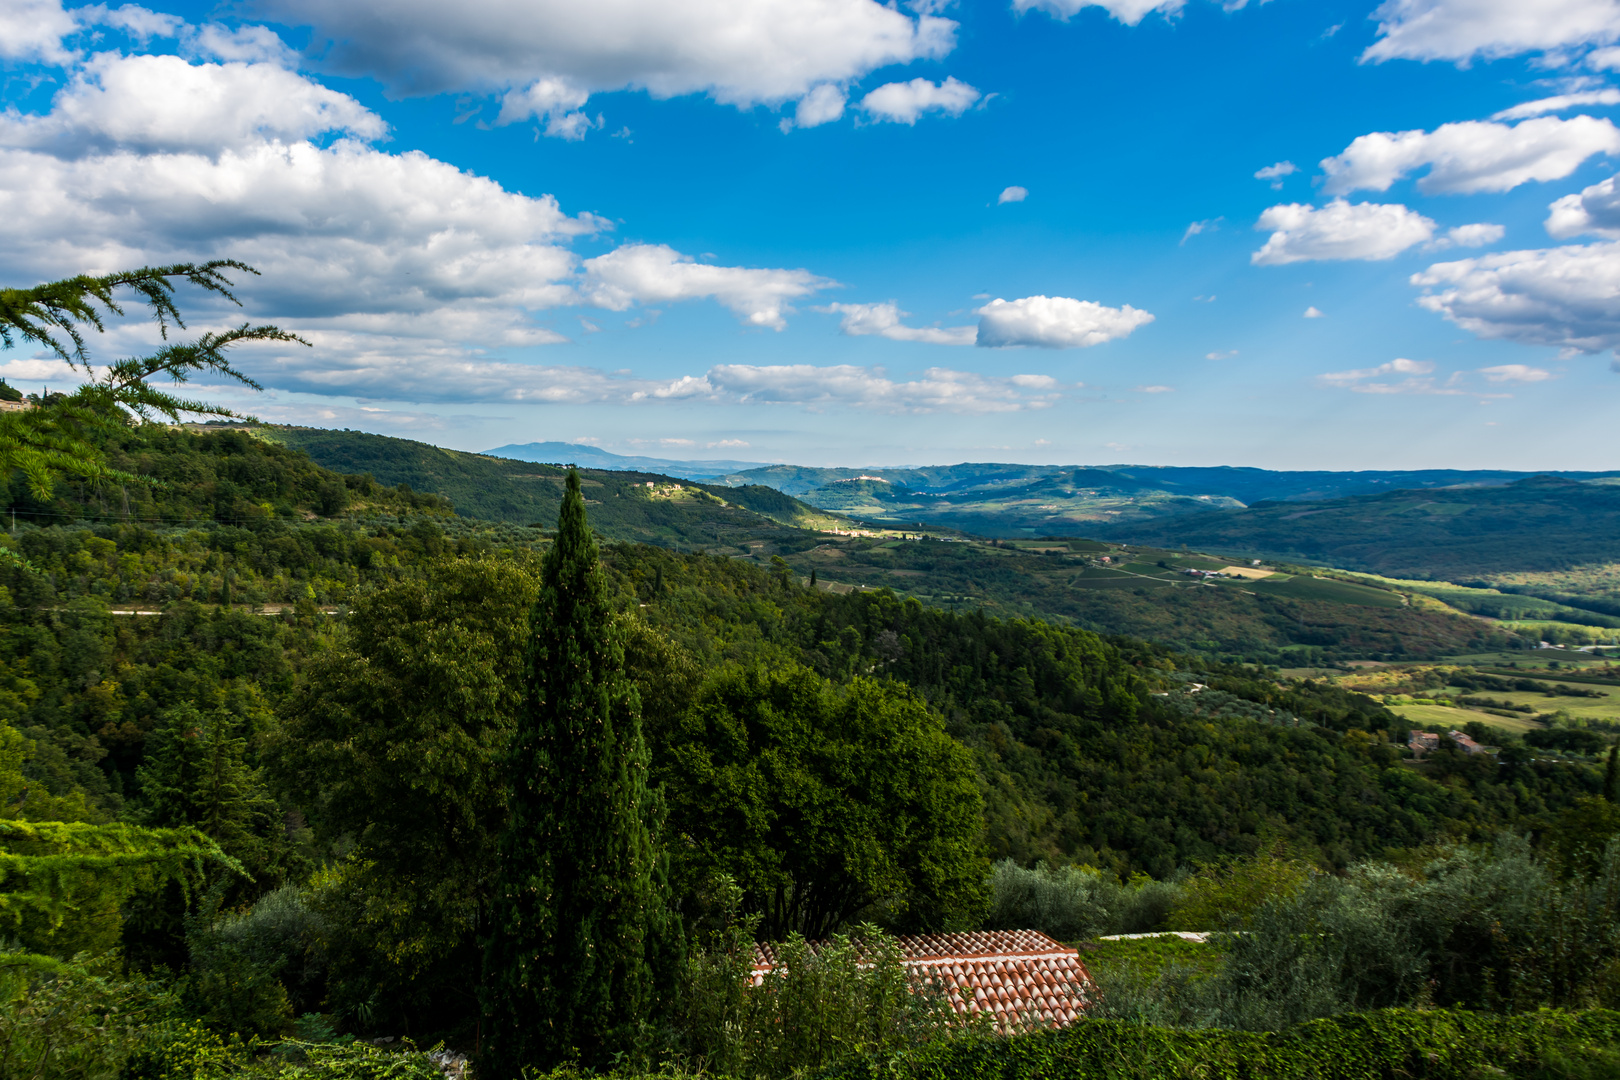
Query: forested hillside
[[4, 419, 1616, 1066], [1096, 476, 1620, 584], [260, 424, 838, 541], [3, 424, 1598, 867]]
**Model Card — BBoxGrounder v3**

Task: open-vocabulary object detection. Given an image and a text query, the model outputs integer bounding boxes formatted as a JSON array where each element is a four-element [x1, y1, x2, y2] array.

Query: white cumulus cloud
[[858, 77, 980, 124], [998, 185, 1028, 204], [1255, 160, 1297, 189], [494, 78, 593, 138], [1411, 241, 1620, 354], [1546, 172, 1620, 236], [1493, 89, 1620, 120], [818, 302, 976, 345], [791, 84, 848, 128], [1439, 222, 1507, 247], [1251, 200, 1437, 265], [1304, 306, 1325, 317], [80, 4, 185, 43], [1012, 0, 1185, 27], [1362, 0, 1620, 66], [185, 23, 300, 65], [258, 0, 957, 135], [581, 244, 835, 330], [0, 51, 387, 157], [1321, 116, 1620, 196], [974, 295, 1154, 349], [0, 0, 76, 62], [0, 45, 853, 407], [0, 138, 597, 326]]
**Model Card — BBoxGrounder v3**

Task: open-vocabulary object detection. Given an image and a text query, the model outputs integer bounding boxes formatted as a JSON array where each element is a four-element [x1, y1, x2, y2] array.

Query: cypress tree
[[483, 469, 683, 1077]]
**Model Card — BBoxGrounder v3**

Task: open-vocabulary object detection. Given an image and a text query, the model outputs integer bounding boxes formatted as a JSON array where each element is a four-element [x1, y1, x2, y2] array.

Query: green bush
[[0, 953, 171, 1080], [1165, 852, 1312, 933], [985, 861, 1179, 941], [813, 1008, 1620, 1080], [1104, 837, 1620, 1031], [121, 1025, 444, 1080], [185, 885, 329, 1037], [675, 912, 973, 1080]]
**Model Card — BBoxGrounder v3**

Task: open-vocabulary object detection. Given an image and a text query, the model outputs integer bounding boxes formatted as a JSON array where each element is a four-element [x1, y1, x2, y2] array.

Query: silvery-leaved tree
[[0, 261, 305, 564]]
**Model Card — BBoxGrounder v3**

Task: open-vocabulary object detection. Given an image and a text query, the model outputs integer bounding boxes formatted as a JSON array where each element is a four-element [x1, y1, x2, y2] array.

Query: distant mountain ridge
[[719, 463, 1620, 504], [701, 463, 1620, 538], [483, 441, 773, 480], [478, 445, 1620, 508], [1090, 474, 1620, 584]]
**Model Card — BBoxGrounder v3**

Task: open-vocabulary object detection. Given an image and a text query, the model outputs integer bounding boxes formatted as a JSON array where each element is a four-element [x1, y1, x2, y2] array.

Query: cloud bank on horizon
[[2, 0, 1620, 466]]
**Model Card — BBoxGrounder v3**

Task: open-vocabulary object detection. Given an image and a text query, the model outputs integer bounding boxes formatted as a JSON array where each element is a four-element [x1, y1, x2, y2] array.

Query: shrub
[[1165, 851, 1311, 933], [185, 885, 328, 1037], [0, 953, 170, 1080], [985, 861, 1179, 941], [675, 908, 971, 1080], [812, 1008, 1620, 1080]]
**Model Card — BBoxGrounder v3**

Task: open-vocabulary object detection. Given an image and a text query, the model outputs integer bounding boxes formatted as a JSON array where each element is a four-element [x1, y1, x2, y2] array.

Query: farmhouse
[[753, 929, 1094, 1031], [1408, 731, 1440, 756]]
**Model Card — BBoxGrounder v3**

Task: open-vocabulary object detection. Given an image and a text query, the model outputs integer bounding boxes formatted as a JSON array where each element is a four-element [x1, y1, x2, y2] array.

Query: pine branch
[[0, 263, 310, 505], [0, 261, 256, 367]]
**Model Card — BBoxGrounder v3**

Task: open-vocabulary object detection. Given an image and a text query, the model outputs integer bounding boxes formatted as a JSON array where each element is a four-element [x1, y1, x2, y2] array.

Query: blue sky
[[4, 0, 1620, 469]]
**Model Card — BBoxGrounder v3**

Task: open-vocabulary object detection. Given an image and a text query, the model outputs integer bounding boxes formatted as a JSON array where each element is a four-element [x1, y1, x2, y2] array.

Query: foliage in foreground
[[1090, 836, 1620, 1032], [811, 1008, 1620, 1080], [676, 911, 976, 1080]]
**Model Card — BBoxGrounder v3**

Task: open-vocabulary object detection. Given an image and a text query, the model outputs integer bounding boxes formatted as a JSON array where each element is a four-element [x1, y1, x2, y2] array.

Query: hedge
[[812, 1009, 1620, 1080]]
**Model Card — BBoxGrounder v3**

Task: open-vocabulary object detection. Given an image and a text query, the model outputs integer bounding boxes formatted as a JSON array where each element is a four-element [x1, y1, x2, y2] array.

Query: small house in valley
[[1409, 731, 1440, 756], [752, 929, 1094, 1031]]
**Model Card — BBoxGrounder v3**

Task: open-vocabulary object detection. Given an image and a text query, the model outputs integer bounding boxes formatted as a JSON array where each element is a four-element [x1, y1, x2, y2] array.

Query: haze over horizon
[[3, 0, 1620, 471]]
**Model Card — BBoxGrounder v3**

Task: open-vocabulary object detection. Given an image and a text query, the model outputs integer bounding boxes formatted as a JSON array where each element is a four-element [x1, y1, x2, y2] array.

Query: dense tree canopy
[[274, 557, 541, 1029], [658, 663, 989, 939]]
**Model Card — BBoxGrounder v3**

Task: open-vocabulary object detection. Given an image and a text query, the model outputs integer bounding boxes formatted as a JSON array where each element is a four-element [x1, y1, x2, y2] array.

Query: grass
[[1463, 690, 1620, 726], [1335, 571, 1620, 629], [1244, 575, 1406, 609], [1386, 703, 1543, 734]]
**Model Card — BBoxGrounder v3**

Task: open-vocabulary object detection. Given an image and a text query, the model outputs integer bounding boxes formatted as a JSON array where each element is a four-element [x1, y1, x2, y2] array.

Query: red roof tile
[[752, 929, 1094, 1032]]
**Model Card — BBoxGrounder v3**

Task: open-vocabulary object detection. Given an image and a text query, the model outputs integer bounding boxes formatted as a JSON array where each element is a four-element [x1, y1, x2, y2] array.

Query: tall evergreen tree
[[482, 470, 683, 1077], [136, 703, 276, 873]]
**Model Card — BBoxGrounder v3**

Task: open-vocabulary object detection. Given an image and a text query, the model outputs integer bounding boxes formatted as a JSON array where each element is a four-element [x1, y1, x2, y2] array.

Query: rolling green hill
[[1089, 475, 1620, 584], [722, 463, 1620, 538], [723, 462, 1620, 501], [775, 536, 1519, 663], [251, 425, 840, 548], [792, 471, 1242, 535], [147, 425, 1529, 662]]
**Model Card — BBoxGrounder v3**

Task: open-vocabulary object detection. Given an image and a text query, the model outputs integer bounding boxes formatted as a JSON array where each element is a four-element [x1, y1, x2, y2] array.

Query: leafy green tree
[[273, 557, 541, 1032], [656, 663, 989, 941], [482, 470, 683, 1077]]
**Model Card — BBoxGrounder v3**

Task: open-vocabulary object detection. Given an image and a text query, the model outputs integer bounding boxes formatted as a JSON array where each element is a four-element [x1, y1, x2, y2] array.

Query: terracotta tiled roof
[[752, 929, 1093, 1031]]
